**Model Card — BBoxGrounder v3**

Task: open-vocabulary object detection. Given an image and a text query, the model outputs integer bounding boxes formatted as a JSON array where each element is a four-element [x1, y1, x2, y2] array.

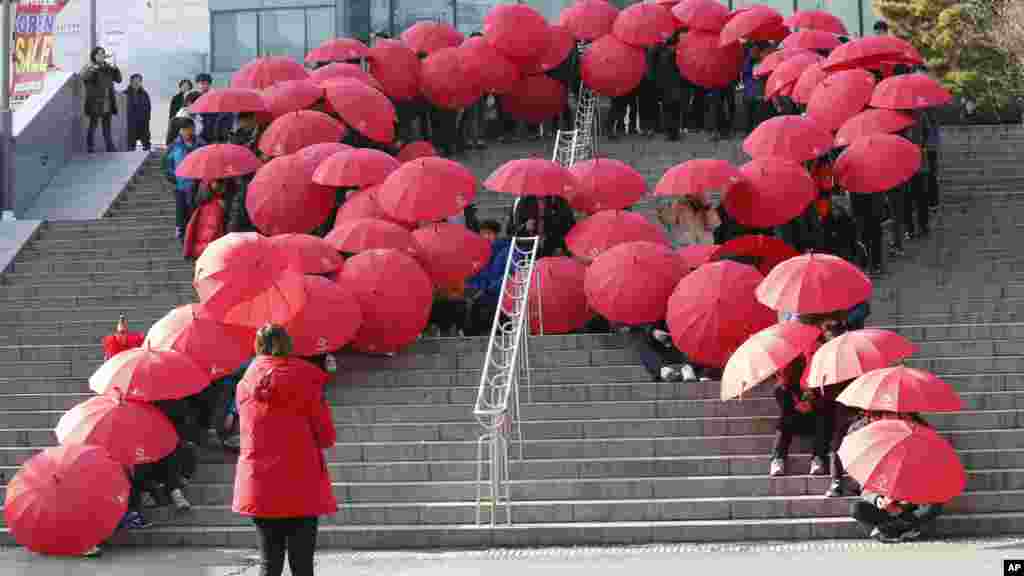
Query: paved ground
[[2, 539, 1023, 575]]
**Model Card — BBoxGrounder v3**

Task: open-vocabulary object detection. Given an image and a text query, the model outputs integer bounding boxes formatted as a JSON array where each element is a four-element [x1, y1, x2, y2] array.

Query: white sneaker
[[82, 545, 103, 558], [660, 366, 682, 382], [809, 457, 827, 476], [770, 458, 785, 476], [680, 364, 697, 381], [170, 488, 191, 511], [324, 355, 337, 374], [651, 329, 672, 345]]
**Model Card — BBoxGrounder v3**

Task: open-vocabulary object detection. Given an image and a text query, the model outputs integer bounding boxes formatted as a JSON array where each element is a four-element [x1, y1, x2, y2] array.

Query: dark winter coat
[[655, 43, 684, 102], [125, 86, 151, 130], [81, 61, 122, 117]]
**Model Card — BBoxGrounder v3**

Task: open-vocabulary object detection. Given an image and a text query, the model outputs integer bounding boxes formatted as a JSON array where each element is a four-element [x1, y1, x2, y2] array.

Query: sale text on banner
[[12, 0, 70, 104]]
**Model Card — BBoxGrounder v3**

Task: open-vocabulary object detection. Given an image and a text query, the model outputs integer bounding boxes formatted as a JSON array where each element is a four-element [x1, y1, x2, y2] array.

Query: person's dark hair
[[130, 73, 142, 82], [873, 21, 889, 33], [470, 31, 483, 38], [255, 324, 293, 357], [195, 72, 213, 84], [479, 220, 501, 234], [177, 116, 196, 130], [238, 111, 256, 121], [184, 91, 202, 106], [179, 78, 193, 91], [374, 31, 391, 39], [90, 46, 105, 63]]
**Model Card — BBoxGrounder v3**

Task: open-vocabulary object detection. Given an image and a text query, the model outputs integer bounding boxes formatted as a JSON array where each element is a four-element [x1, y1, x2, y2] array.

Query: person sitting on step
[[628, 322, 699, 383], [102, 315, 144, 360], [770, 355, 829, 477]]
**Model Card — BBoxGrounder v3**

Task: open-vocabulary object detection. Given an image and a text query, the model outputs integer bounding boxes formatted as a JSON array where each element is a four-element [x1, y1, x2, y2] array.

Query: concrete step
[[6, 256, 193, 275], [0, 292, 189, 312], [0, 280, 193, 301], [16, 244, 185, 261], [1, 268, 193, 286], [24, 235, 182, 253], [0, 304, 182, 325]]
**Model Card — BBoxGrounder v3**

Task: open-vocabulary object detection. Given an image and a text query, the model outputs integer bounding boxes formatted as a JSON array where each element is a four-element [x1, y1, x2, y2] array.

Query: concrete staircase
[[1, 127, 1024, 549]]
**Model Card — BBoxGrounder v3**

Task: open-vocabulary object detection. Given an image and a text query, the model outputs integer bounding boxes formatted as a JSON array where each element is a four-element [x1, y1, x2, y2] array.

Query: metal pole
[[89, 0, 97, 52], [0, 0, 14, 219]]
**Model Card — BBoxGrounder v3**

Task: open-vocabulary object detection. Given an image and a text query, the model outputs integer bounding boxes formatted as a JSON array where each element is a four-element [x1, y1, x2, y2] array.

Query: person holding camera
[[81, 46, 123, 153]]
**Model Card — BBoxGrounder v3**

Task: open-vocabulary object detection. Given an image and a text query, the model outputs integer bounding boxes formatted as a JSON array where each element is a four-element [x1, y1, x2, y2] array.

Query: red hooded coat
[[183, 192, 226, 260], [101, 332, 144, 360]]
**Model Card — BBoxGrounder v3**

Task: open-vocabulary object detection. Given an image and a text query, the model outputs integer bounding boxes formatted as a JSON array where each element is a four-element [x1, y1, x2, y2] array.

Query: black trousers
[[851, 192, 883, 270], [253, 516, 319, 576], [430, 299, 467, 334], [851, 501, 943, 537], [886, 186, 906, 250], [904, 171, 930, 235], [466, 297, 498, 337], [606, 94, 634, 136], [773, 387, 828, 460], [132, 443, 187, 503], [709, 91, 732, 136], [430, 107, 461, 155], [688, 89, 706, 131], [818, 382, 855, 480], [127, 122, 151, 151], [87, 114, 115, 152], [927, 150, 940, 207], [628, 323, 688, 380], [662, 97, 682, 137]]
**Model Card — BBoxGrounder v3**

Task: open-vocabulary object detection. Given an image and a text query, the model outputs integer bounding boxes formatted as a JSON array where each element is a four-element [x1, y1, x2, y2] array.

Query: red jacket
[[183, 193, 226, 260], [232, 355, 337, 518], [101, 332, 144, 360]]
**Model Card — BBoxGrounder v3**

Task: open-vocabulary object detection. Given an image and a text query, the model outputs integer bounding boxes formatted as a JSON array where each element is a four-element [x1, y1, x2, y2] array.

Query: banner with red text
[[12, 0, 71, 105]]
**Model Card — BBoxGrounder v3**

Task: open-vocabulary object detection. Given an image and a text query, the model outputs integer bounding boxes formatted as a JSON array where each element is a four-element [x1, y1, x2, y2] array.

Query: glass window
[[734, 0, 794, 17], [212, 11, 258, 72], [394, 0, 454, 34], [796, 0, 862, 37], [260, 9, 306, 62], [455, 1, 491, 35], [371, 0, 391, 36], [306, 7, 336, 53]]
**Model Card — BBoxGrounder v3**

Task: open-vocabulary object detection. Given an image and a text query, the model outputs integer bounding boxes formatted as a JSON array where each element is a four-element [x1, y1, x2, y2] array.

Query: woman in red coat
[[183, 180, 227, 261], [101, 314, 144, 360], [233, 325, 336, 576]]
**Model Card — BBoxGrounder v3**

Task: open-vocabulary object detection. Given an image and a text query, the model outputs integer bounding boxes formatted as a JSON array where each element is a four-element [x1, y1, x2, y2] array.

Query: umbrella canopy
[[262, 79, 325, 119], [721, 321, 823, 400], [581, 35, 648, 97], [567, 158, 647, 213], [485, 158, 576, 198], [719, 5, 783, 46], [756, 252, 873, 315], [335, 185, 413, 229], [791, 62, 828, 105], [672, 0, 731, 32], [806, 329, 916, 388], [258, 110, 347, 158], [313, 148, 400, 188], [190, 88, 268, 114], [296, 142, 353, 169], [743, 115, 834, 163], [283, 275, 363, 357], [341, 249, 433, 353], [538, 25, 577, 72], [323, 78, 396, 144], [785, 10, 848, 35], [835, 134, 922, 194], [584, 241, 686, 325], [461, 36, 522, 95], [677, 244, 719, 271], [655, 158, 743, 203], [516, 256, 591, 335], [871, 73, 953, 110], [267, 233, 345, 275], [764, 51, 822, 100], [326, 217, 418, 254], [145, 304, 256, 380], [676, 30, 744, 89], [231, 56, 309, 90], [612, 2, 677, 47], [838, 420, 966, 504], [837, 366, 963, 413], [484, 3, 552, 63], [723, 157, 817, 228], [666, 260, 776, 368], [566, 209, 670, 260], [822, 35, 923, 72], [366, 39, 421, 102], [420, 46, 485, 110], [377, 157, 477, 222], [780, 29, 842, 53], [401, 21, 464, 55], [309, 63, 384, 92], [89, 345, 210, 401], [412, 222, 492, 286], [501, 74, 569, 124], [397, 141, 438, 163], [174, 143, 263, 181], [560, 0, 619, 41], [4, 445, 130, 556], [836, 109, 915, 148], [306, 37, 369, 63], [247, 153, 336, 235], [710, 234, 800, 276], [806, 68, 877, 132], [55, 394, 178, 466]]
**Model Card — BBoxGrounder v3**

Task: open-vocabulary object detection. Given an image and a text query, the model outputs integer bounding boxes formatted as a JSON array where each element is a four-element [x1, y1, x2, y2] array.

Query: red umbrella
[[258, 110, 347, 157], [710, 234, 800, 276], [295, 142, 352, 170], [247, 154, 336, 235], [401, 21, 464, 55], [567, 158, 646, 213], [721, 321, 823, 400], [612, 2, 677, 47], [284, 275, 363, 356], [306, 37, 369, 63], [412, 222, 492, 286], [781, 29, 841, 53], [806, 68, 877, 132], [501, 74, 569, 124], [461, 36, 522, 95], [764, 51, 822, 100], [486, 158, 576, 198], [231, 56, 309, 90], [723, 158, 817, 228], [655, 158, 743, 203], [834, 134, 921, 194], [313, 148, 400, 188], [581, 35, 648, 97], [397, 141, 438, 163], [719, 5, 783, 46], [838, 420, 966, 504], [484, 3, 552, 63], [822, 35, 923, 72], [753, 47, 805, 78], [676, 30, 743, 89], [871, 73, 953, 110], [268, 234, 345, 275], [838, 366, 963, 413], [309, 63, 384, 92], [672, 0, 731, 32], [377, 157, 477, 222], [55, 395, 178, 466], [807, 329, 917, 388], [677, 244, 719, 271], [174, 143, 263, 181], [508, 256, 592, 335], [584, 241, 686, 324], [145, 304, 255, 380], [785, 10, 848, 35], [744, 115, 833, 162], [566, 210, 670, 260], [757, 252, 873, 315], [667, 260, 777, 368], [326, 217, 417, 254], [539, 25, 577, 72], [341, 249, 433, 353], [420, 46, 484, 110], [323, 78, 396, 144], [560, 0, 619, 41], [836, 109, 915, 148], [790, 61, 828, 105], [261, 79, 324, 119], [4, 445, 130, 556], [89, 345, 209, 401], [367, 39, 421, 102], [191, 88, 268, 114], [335, 185, 414, 229]]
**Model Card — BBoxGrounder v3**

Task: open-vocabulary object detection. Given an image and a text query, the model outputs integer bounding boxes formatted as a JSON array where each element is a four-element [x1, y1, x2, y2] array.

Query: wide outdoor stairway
[[1, 127, 1024, 549]]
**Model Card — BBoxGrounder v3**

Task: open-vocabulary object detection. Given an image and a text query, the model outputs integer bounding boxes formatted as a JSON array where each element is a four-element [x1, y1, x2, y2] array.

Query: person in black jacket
[[124, 74, 152, 151], [167, 79, 193, 145], [656, 31, 685, 141], [81, 46, 122, 153], [507, 196, 575, 258]]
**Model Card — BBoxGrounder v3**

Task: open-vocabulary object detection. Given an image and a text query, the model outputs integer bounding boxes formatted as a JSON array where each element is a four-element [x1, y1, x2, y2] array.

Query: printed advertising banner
[[13, 0, 71, 105]]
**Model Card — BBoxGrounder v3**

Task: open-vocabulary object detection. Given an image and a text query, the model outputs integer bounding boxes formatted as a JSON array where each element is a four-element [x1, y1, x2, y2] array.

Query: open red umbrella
[[785, 10, 847, 34], [838, 420, 966, 504], [258, 110, 347, 157], [485, 3, 552, 63], [612, 2, 677, 47], [677, 244, 719, 271], [501, 74, 569, 124], [581, 35, 648, 97], [756, 252, 873, 315], [268, 234, 345, 275], [313, 148, 400, 188], [397, 141, 438, 163], [89, 345, 209, 401], [584, 241, 686, 325], [175, 143, 263, 181], [306, 37, 369, 63], [672, 0, 731, 32], [507, 256, 592, 335], [367, 39, 421, 102], [341, 249, 433, 353], [721, 321, 823, 400], [676, 30, 744, 89], [377, 157, 477, 222], [764, 51, 822, 100], [560, 0, 619, 41], [231, 56, 309, 90], [822, 35, 923, 72], [567, 158, 646, 213], [412, 222, 492, 286], [247, 153, 336, 235], [335, 185, 413, 229], [539, 25, 577, 72], [719, 5, 783, 46], [296, 142, 352, 171], [566, 210, 670, 261], [834, 134, 921, 194], [807, 329, 916, 388], [791, 61, 828, 105], [309, 63, 384, 92], [145, 304, 255, 380], [401, 21, 464, 55], [806, 68, 877, 132], [655, 159, 743, 203], [262, 79, 324, 119], [871, 73, 953, 110], [485, 158, 576, 198], [461, 36, 522, 95], [752, 47, 807, 78], [724, 158, 817, 228], [781, 29, 841, 53], [836, 109, 915, 148], [326, 217, 417, 254], [323, 78, 396, 144], [4, 445, 130, 556], [837, 366, 963, 413], [191, 88, 268, 114], [55, 395, 178, 466], [743, 115, 833, 162], [710, 234, 800, 276], [420, 46, 484, 110], [284, 275, 363, 356]]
